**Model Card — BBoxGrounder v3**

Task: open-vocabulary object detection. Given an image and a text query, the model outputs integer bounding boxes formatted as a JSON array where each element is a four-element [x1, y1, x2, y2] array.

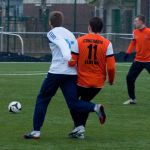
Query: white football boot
[[24, 131, 40, 139], [68, 125, 85, 139], [123, 99, 137, 105]]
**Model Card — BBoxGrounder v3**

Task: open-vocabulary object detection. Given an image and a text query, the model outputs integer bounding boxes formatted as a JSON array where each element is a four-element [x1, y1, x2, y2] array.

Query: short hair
[[89, 17, 103, 33], [49, 11, 64, 27], [136, 15, 146, 23]]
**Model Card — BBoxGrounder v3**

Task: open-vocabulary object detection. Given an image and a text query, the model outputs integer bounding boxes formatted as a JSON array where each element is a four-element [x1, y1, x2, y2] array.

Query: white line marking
[[0, 73, 47, 76], [117, 71, 126, 72], [0, 71, 46, 73], [116, 63, 131, 66], [0, 62, 50, 64]]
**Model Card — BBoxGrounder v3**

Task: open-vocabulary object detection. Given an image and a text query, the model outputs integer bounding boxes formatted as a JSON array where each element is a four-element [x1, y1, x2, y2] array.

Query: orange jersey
[[127, 27, 150, 62], [77, 33, 115, 88]]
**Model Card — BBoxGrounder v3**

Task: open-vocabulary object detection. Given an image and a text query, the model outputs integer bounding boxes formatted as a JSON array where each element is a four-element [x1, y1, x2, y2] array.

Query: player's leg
[[59, 75, 94, 139], [77, 87, 101, 127], [124, 61, 144, 105], [69, 86, 86, 128], [66, 86, 86, 139], [60, 75, 95, 113], [70, 87, 101, 127], [69, 87, 101, 139], [144, 62, 150, 74], [60, 75, 105, 139], [33, 73, 60, 131], [60, 75, 84, 139], [24, 73, 60, 139]]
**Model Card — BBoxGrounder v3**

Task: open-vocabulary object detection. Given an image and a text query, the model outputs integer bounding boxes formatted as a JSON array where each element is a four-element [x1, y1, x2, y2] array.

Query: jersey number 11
[[88, 44, 98, 60]]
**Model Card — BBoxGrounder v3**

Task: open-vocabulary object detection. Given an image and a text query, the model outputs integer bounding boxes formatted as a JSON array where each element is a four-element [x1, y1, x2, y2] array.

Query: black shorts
[[77, 86, 101, 101]]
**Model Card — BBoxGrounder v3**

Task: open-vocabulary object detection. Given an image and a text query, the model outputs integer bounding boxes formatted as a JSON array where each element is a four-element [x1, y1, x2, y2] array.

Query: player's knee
[[70, 102, 81, 112], [126, 74, 134, 83], [68, 102, 76, 111]]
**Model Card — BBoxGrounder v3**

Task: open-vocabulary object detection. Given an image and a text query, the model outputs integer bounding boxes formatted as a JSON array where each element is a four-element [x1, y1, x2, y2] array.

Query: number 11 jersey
[[77, 33, 114, 88]]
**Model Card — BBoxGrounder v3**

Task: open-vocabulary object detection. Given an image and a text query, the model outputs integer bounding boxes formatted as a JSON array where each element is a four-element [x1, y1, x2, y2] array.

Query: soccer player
[[68, 17, 115, 139], [123, 15, 150, 105], [24, 11, 106, 139]]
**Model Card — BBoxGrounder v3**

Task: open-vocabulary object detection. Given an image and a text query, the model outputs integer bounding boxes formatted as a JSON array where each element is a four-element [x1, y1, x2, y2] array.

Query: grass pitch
[[0, 62, 149, 150]]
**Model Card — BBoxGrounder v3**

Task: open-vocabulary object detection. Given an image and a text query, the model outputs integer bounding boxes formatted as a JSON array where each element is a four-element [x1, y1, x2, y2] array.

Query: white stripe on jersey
[[106, 42, 114, 56]]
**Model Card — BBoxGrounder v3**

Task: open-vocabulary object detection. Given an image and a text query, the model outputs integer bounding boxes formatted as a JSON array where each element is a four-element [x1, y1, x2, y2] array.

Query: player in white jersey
[[24, 11, 105, 139]]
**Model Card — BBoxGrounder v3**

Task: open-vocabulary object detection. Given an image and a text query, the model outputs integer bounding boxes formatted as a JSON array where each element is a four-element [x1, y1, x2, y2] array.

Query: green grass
[[0, 62, 150, 150]]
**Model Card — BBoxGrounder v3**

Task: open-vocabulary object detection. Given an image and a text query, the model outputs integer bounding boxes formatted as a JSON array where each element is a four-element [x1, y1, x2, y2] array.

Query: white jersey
[[47, 27, 78, 75]]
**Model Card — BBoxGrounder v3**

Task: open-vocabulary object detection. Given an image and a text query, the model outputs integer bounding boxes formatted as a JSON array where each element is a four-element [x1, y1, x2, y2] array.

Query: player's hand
[[124, 54, 129, 61], [68, 59, 77, 67]]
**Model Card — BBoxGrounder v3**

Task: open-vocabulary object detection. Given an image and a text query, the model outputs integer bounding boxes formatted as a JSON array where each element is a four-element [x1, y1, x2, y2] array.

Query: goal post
[[0, 28, 24, 55], [0, 27, 3, 53]]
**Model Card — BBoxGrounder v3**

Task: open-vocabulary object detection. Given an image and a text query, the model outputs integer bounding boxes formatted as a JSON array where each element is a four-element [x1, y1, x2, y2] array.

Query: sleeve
[[126, 31, 136, 54], [106, 56, 116, 85], [47, 31, 71, 61], [71, 38, 79, 55], [106, 42, 114, 57], [106, 42, 115, 85], [68, 39, 79, 67]]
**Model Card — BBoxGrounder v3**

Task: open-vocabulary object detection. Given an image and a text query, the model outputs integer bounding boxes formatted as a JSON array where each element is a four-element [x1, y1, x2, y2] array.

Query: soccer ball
[[8, 101, 22, 113]]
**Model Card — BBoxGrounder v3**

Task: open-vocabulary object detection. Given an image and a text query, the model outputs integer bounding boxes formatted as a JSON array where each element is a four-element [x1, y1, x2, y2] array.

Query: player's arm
[[47, 31, 71, 61], [127, 39, 136, 54], [125, 32, 136, 60], [68, 52, 78, 67], [68, 38, 79, 67], [106, 43, 116, 85]]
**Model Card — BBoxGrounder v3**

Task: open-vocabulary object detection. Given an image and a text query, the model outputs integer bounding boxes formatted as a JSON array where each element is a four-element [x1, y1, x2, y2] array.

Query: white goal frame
[[0, 27, 24, 55]]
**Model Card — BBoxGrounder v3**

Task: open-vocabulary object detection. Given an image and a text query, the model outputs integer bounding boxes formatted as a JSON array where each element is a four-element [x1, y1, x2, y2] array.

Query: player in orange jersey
[[68, 17, 115, 139], [123, 15, 150, 105]]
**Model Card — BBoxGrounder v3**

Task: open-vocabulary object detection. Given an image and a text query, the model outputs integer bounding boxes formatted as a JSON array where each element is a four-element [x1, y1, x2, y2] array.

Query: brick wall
[[23, 4, 94, 32], [140, 0, 150, 26]]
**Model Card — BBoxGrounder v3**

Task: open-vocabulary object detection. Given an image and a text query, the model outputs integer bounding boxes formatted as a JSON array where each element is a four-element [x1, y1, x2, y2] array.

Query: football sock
[[94, 104, 100, 114], [31, 131, 41, 136]]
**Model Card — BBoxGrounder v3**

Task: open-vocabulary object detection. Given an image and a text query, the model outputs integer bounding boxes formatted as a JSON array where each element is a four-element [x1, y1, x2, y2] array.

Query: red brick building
[[140, 0, 150, 26], [23, 1, 94, 32]]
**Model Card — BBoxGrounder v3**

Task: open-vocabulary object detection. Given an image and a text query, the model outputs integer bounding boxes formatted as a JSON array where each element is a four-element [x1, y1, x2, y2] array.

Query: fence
[[102, 33, 133, 53], [0, 31, 133, 56]]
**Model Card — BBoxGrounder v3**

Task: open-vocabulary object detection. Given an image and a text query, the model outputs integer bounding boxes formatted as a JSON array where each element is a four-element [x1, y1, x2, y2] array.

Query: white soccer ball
[[8, 101, 22, 113]]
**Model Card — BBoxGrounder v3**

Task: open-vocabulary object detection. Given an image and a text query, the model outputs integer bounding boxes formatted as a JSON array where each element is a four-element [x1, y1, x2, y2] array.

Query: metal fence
[[102, 33, 133, 53], [0, 31, 133, 56]]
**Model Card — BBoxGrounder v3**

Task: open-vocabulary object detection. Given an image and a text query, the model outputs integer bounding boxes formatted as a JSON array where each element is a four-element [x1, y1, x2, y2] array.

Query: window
[[112, 9, 121, 33]]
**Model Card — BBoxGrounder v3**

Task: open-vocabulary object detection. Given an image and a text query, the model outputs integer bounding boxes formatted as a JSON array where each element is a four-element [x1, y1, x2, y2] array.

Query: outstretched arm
[[126, 39, 136, 54], [124, 31, 136, 61]]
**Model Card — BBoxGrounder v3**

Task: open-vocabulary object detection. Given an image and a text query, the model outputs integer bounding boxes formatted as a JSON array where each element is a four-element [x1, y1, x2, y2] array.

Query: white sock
[[94, 104, 100, 114], [130, 99, 136, 101], [76, 125, 84, 130], [31, 131, 41, 136]]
